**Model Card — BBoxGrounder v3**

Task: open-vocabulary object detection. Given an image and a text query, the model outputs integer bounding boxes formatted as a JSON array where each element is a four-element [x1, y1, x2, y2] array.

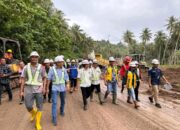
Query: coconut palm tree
[[162, 16, 177, 64], [123, 30, 134, 54], [154, 31, 167, 63], [140, 28, 152, 60]]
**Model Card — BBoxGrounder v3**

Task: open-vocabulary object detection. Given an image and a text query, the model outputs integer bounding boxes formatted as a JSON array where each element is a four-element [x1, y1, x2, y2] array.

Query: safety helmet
[[44, 59, 50, 63], [49, 59, 54, 63], [71, 59, 76, 63], [54, 56, 64, 62], [29, 51, 40, 57], [66, 59, 70, 62], [82, 60, 89, 65], [7, 49, 12, 53], [130, 62, 136, 67], [93, 59, 98, 64], [152, 59, 159, 65], [109, 57, 116, 62]]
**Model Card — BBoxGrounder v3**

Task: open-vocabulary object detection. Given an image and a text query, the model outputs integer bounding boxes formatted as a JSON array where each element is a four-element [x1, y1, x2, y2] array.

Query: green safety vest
[[92, 68, 100, 81], [52, 67, 65, 85], [26, 63, 42, 86]]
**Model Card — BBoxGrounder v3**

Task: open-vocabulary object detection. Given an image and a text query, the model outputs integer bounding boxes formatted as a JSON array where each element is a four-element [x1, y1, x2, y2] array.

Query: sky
[[53, 0, 180, 44]]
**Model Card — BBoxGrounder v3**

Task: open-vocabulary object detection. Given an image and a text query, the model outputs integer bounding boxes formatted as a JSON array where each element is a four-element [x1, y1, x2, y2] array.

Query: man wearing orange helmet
[[119, 56, 132, 93]]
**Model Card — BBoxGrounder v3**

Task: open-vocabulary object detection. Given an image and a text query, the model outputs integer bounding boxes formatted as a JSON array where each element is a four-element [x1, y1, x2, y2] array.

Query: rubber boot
[[98, 93, 104, 105], [36, 111, 42, 130], [134, 101, 140, 109], [112, 93, 119, 105], [104, 91, 109, 102], [30, 108, 37, 122], [127, 96, 133, 104]]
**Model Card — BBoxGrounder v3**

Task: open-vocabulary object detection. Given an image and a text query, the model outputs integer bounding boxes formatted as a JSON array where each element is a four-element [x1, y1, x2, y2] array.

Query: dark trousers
[[44, 82, 52, 101], [70, 78, 77, 88], [0, 83, 13, 103], [135, 81, 140, 100], [81, 87, 91, 106]]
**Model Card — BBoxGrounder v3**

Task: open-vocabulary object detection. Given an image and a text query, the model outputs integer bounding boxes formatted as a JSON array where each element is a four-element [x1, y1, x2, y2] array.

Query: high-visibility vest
[[25, 63, 42, 86], [52, 67, 65, 85], [126, 71, 137, 89], [105, 66, 118, 81], [92, 67, 100, 81]]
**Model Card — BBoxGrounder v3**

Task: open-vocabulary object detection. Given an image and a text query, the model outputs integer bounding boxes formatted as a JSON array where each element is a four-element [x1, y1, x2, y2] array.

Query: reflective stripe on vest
[[92, 68, 100, 81], [52, 67, 65, 85], [25, 63, 42, 86]]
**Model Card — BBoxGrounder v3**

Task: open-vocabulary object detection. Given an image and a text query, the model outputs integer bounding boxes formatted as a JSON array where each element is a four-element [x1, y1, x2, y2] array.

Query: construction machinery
[[88, 51, 109, 66], [130, 54, 148, 69], [0, 37, 22, 89]]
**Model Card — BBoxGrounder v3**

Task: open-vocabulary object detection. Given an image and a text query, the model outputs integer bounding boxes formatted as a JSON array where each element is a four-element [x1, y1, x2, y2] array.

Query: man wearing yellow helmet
[[4, 49, 13, 64]]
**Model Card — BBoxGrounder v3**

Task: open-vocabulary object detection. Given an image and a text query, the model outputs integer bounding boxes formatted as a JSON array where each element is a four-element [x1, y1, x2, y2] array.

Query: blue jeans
[[107, 81, 117, 94], [128, 87, 136, 101], [52, 90, 66, 119]]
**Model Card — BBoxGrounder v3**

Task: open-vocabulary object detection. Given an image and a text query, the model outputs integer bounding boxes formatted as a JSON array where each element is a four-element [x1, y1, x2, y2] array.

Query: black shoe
[[48, 99, 52, 103], [136, 99, 140, 102], [149, 97, 153, 103], [60, 112, 65, 117], [19, 100, 24, 105], [83, 105, 88, 111], [155, 103, 162, 108]]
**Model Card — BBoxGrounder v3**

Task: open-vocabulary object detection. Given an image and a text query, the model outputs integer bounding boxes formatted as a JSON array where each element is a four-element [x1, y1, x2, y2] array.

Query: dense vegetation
[[0, 0, 179, 64]]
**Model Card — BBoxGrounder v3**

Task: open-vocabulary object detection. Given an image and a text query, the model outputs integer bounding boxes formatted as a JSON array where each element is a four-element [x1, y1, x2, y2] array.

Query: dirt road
[[0, 82, 180, 130]]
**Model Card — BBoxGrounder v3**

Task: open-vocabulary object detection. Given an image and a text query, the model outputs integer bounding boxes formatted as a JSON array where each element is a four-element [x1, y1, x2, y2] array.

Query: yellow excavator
[[0, 37, 22, 89]]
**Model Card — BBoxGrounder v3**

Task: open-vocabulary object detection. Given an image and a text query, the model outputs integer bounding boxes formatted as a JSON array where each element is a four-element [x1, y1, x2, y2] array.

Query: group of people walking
[[0, 50, 170, 130]]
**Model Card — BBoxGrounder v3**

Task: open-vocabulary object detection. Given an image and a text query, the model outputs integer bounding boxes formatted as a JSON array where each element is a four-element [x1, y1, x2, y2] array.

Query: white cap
[[29, 51, 39, 57], [152, 59, 159, 64], [93, 59, 98, 64], [109, 57, 115, 62], [54, 56, 64, 62], [82, 60, 89, 65], [134, 61, 139, 65], [71, 59, 75, 62], [66, 59, 70, 62], [76, 59, 79, 62], [130, 62, 136, 67], [44, 59, 50, 63], [49, 59, 54, 63]]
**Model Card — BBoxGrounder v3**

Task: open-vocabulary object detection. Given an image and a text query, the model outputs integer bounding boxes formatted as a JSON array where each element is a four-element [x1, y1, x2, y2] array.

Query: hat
[[44, 59, 50, 63], [130, 62, 136, 67], [152, 59, 159, 65], [49, 59, 54, 63], [29, 51, 40, 57], [82, 60, 89, 65], [134, 61, 139, 65], [71, 59, 75, 62], [109, 57, 115, 62], [7, 49, 12, 53], [54, 56, 64, 62], [66, 59, 70, 62], [93, 59, 98, 64], [89, 61, 93, 64]]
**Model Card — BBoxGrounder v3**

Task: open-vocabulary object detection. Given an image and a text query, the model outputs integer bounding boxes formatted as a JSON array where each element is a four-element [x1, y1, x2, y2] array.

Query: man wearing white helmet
[[69, 59, 78, 93], [90, 59, 104, 104], [104, 57, 119, 105], [134, 61, 141, 102], [77, 60, 92, 110], [49, 59, 54, 67], [43, 59, 52, 103], [20, 51, 47, 130], [148, 59, 169, 108], [47, 56, 69, 126], [126, 62, 140, 109]]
